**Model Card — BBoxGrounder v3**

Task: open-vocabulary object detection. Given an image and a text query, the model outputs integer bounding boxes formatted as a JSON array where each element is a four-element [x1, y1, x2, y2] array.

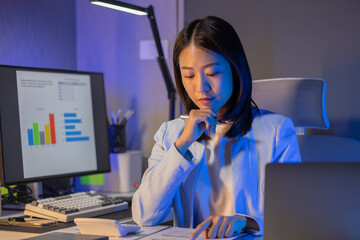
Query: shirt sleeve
[[131, 122, 198, 226], [234, 214, 262, 235], [273, 117, 302, 163]]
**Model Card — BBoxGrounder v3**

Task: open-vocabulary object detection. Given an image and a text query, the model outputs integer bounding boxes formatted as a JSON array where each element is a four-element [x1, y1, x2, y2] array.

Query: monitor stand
[[27, 182, 43, 200]]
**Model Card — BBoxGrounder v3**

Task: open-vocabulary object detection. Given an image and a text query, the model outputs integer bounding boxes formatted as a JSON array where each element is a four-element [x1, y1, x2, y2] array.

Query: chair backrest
[[252, 78, 360, 162], [252, 78, 330, 133]]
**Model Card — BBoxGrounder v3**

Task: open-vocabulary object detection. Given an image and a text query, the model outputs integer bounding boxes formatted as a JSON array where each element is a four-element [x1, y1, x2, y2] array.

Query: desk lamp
[[90, 0, 176, 120]]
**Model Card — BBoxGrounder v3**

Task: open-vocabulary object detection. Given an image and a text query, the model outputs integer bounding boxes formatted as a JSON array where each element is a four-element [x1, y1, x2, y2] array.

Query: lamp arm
[[147, 6, 176, 119], [90, 1, 176, 119]]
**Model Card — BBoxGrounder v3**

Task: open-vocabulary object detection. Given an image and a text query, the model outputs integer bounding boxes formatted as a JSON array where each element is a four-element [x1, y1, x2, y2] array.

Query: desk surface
[[0, 208, 132, 239], [0, 209, 262, 240]]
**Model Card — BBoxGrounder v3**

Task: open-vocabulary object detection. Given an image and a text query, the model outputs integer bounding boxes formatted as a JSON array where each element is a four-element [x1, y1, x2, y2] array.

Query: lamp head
[[90, 0, 148, 16]]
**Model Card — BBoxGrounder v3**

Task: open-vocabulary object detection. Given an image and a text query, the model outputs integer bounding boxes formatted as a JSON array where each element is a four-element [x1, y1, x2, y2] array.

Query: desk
[[0, 208, 132, 239], [0, 209, 262, 240]]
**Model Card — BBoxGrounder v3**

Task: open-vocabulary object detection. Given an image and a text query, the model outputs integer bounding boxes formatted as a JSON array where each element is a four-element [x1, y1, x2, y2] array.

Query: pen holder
[[108, 125, 126, 153]]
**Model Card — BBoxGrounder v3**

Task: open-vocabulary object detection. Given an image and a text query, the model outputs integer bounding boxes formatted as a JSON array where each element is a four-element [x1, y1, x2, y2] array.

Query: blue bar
[[64, 119, 82, 124], [28, 129, 34, 146], [65, 131, 82, 136], [65, 125, 75, 130], [66, 137, 90, 142], [64, 113, 77, 117]]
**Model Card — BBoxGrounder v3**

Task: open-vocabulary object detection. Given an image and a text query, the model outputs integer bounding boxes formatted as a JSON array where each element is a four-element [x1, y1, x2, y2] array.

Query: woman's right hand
[[175, 109, 217, 156]]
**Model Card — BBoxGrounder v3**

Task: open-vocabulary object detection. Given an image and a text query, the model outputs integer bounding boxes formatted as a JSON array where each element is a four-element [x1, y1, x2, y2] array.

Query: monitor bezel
[[0, 64, 110, 186]]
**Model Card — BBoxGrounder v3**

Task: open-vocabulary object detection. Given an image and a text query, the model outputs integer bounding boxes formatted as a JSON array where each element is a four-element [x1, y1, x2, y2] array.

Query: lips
[[198, 97, 214, 105]]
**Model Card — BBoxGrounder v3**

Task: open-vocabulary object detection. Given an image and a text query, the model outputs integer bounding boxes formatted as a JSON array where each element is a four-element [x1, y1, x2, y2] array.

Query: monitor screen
[[0, 65, 110, 186]]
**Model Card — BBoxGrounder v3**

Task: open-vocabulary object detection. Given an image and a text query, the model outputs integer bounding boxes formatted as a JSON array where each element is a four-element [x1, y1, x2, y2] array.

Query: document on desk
[[138, 227, 246, 240], [53, 224, 246, 240], [109, 225, 170, 239]]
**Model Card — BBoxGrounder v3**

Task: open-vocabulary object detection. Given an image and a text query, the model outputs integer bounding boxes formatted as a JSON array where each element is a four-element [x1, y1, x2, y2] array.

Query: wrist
[[174, 139, 191, 156]]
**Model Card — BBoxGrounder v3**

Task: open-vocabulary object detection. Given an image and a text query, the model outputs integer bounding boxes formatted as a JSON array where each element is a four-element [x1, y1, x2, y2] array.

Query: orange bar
[[49, 113, 56, 144]]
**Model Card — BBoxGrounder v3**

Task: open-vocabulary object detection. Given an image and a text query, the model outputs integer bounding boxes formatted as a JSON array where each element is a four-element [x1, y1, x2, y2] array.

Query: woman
[[132, 16, 301, 239]]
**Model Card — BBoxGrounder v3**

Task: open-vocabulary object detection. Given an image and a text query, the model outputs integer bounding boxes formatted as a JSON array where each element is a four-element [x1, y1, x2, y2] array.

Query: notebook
[[264, 162, 360, 240]]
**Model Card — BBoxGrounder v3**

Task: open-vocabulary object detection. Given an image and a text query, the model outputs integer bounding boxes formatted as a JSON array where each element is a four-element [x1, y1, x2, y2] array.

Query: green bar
[[33, 122, 40, 145], [80, 173, 105, 185]]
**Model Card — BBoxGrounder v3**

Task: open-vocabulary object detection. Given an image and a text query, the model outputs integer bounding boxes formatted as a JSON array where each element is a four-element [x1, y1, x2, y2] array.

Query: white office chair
[[252, 78, 360, 162]]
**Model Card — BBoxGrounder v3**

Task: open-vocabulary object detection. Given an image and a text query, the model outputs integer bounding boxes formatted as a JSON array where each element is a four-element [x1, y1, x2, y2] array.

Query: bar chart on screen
[[26, 113, 57, 146], [16, 70, 98, 178], [64, 112, 90, 143]]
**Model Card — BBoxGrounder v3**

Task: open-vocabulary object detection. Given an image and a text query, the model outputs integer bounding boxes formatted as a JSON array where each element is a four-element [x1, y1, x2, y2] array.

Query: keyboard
[[24, 191, 128, 222]]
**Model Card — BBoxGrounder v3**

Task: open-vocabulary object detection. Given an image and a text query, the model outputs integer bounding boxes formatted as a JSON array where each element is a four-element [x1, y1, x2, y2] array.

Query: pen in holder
[[108, 124, 126, 153]]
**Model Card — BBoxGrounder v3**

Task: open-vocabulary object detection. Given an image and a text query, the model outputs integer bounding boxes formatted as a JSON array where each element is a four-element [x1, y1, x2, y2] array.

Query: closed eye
[[183, 75, 194, 78], [206, 72, 218, 76]]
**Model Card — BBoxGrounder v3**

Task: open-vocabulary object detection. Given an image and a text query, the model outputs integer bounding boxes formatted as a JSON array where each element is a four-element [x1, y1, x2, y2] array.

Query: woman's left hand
[[189, 215, 247, 239]]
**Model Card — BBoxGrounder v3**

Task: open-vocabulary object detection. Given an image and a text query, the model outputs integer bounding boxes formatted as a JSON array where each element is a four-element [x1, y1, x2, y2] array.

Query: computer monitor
[[0, 65, 110, 187]]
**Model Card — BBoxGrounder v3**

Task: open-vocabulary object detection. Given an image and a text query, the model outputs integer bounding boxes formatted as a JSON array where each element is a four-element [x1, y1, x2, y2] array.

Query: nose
[[195, 73, 211, 93]]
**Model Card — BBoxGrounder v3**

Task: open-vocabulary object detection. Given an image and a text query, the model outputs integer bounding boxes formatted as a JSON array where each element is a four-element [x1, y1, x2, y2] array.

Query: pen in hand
[[180, 115, 233, 124]]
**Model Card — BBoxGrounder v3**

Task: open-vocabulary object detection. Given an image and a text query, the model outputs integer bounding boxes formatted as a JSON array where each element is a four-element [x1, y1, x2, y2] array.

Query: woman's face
[[179, 43, 233, 116]]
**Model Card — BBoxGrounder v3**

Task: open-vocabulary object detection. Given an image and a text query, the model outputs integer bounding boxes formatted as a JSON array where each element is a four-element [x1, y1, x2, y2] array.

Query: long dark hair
[[173, 16, 257, 137]]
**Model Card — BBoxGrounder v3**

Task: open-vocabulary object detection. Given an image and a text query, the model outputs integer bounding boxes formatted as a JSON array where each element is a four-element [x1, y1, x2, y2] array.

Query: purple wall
[[0, 0, 76, 69], [0, 0, 179, 158]]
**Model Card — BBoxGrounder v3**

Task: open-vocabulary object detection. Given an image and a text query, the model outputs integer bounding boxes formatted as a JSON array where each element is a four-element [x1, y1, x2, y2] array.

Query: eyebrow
[[180, 62, 220, 70]]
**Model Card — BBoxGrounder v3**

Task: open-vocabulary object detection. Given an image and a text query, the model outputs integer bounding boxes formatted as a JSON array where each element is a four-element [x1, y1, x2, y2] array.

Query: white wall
[[185, 0, 360, 140], [76, 0, 181, 161]]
